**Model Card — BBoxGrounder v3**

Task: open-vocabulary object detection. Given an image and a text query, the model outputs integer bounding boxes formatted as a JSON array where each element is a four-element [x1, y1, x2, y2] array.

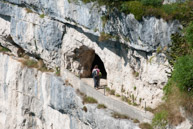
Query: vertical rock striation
[[0, 53, 140, 129], [0, 0, 182, 108]]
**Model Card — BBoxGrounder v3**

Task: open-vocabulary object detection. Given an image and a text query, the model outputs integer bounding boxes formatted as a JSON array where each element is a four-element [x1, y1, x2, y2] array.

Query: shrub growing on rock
[[140, 0, 163, 7], [185, 22, 193, 48], [172, 55, 193, 94], [121, 1, 144, 20], [152, 110, 168, 128]]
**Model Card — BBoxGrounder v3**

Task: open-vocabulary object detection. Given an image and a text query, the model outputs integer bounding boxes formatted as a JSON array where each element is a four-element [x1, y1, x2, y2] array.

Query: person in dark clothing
[[92, 65, 100, 89]]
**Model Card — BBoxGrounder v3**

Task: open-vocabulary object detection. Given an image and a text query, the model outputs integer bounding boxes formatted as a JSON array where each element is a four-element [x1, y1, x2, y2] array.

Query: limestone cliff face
[[0, 0, 182, 109], [0, 53, 140, 129]]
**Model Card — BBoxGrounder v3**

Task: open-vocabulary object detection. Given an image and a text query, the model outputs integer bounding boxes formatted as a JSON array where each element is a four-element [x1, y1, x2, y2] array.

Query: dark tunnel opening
[[91, 54, 107, 79]]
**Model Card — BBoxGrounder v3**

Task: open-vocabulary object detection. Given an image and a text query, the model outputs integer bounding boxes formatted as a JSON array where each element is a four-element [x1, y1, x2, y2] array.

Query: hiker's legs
[[98, 77, 100, 88], [93, 77, 97, 88], [96, 77, 100, 88]]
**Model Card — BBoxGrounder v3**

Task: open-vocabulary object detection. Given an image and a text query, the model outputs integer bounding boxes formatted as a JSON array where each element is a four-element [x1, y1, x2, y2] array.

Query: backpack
[[92, 69, 99, 78]]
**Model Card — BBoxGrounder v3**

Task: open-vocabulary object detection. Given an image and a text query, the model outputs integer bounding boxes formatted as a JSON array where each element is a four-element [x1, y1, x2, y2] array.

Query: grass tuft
[[39, 14, 45, 18], [83, 96, 98, 104], [115, 94, 121, 97], [139, 122, 153, 129], [133, 119, 140, 123], [109, 89, 115, 95], [97, 104, 107, 109], [82, 106, 87, 112], [0, 45, 11, 53], [99, 32, 112, 42], [112, 112, 129, 120], [55, 67, 60, 76], [25, 8, 33, 13]]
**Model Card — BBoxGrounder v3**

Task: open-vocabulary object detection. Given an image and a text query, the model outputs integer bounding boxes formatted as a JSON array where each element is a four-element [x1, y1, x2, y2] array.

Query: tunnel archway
[[64, 45, 107, 79], [91, 54, 107, 79]]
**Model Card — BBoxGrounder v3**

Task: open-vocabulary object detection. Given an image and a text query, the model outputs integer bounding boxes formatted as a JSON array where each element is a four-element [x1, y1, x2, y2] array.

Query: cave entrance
[[91, 54, 107, 79]]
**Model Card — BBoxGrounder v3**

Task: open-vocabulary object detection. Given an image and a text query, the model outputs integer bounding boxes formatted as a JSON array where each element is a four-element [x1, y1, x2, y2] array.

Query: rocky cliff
[[0, 0, 188, 128], [0, 53, 140, 129], [0, 0, 182, 108]]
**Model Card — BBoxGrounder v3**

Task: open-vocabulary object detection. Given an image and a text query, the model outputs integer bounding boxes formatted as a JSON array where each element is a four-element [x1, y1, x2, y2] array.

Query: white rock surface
[[0, 0, 181, 109], [0, 53, 140, 129], [61, 27, 170, 108]]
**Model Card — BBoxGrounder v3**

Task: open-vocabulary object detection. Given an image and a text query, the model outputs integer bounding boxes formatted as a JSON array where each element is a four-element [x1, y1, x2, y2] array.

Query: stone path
[[81, 78, 144, 110], [62, 69, 154, 123]]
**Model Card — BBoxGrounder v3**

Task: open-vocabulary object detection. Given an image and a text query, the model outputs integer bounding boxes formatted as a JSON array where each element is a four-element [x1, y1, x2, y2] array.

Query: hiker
[[92, 65, 101, 89]]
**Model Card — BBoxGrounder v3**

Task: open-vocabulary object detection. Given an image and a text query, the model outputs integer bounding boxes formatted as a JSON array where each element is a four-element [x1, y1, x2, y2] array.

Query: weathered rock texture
[[0, 53, 140, 129], [163, 0, 187, 4], [0, 0, 182, 108]]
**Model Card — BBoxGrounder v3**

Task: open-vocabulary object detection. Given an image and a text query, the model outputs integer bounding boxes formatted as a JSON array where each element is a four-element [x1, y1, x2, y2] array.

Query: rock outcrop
[[0, 53, 140, 129], [0, 0, 182, 108], [0, 0, 192, 128]]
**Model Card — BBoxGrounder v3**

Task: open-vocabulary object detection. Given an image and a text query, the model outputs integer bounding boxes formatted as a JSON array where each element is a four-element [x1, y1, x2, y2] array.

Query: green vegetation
[[132, 70, 139, 77], [99, 32, 112, 41], [133, 119, 140, 123], [0, 45, 11, 53], [115, 94, 121, 97], [97, 104, 107, 109], [139, 122, 153, 129], [152, 110, 168, 129], [83, 96, 98, 104], [111, 112, 129, 119], [148, 56, 155, 64], [133, 86, 136, 91], [153, 10, 193, 125], [166, 33, 190, 66], [145, 107, 154, 113], [105, 87, 110, 92], [101, 15, 109, 28], [109, 89, 115, 95], [172, 55, 193, 94], [25, 8, 33, 13], [22, 59, 38, 68], [82, 106, 87, 112], [140, 0, 163, 7], [20, 58, 53, 73], [131, 94, 135, 103], [121, 95, 131, 104], [55, 67, 60, 76], [39, 14, 45, 18], [121, 86, 125, 93], [120, 1, 144, 20], [185, 22, 193, 48], [81, 0, 193, 22], [76, 89, 86, 97], [156, 46, 162, 54]]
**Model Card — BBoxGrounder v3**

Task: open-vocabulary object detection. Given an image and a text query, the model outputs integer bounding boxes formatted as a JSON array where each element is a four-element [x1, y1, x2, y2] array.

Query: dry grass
[[97, 104, 107, 109], [133, 119, 140, 123], [145, 107, 154, 113], [115, 94, 121, 97], [76, 89, 86, 97], [154, 84, 187, 126], [109, 89, 115, 95], [25, 8, 33, 13], [20, 58, 38, 68], [19, 58, 54, 73], [139, 122, 153, 129], [121, 95, 131, 104], [83, 96, 98, 104], [82, 106, 87, 112], [98, 32, 112, 42], [111, 112, 130, 120]]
